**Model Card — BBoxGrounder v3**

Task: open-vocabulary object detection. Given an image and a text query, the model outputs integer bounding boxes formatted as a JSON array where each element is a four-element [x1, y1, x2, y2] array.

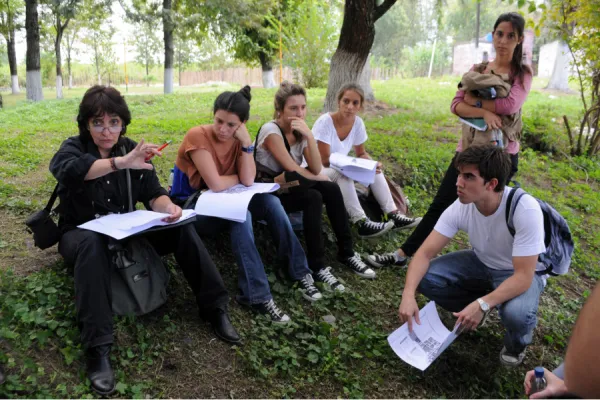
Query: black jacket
[[49, 136, 168, 232]]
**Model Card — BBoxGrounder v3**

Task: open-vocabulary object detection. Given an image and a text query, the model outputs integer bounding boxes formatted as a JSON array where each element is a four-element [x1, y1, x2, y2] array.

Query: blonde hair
[[336, 83, 365, 107], [273, 80, 307, 119]]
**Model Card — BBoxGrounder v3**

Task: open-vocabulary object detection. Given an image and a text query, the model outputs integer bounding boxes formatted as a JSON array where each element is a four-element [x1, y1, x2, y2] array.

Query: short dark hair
[[77, 85, 131, 142], [455, 145, 512, 192], [213, 85, 252, 122]]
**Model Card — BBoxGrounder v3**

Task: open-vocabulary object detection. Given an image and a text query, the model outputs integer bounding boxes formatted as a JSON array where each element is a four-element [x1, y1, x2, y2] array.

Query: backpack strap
[[45, 184, 60, 213], [505, 187, 527, 236], [122, 145, 134, 212], [254, 121, 291, 161]]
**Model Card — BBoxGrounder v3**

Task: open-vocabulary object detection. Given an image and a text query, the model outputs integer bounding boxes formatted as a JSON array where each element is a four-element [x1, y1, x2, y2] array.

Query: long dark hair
[[77, 85, 131, 142], [213, 85, 252, 122], [493, 12, 532, 81]]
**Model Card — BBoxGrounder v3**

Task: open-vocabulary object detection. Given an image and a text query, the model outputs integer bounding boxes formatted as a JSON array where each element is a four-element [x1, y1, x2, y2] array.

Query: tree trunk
[[163, 0, 174, 94], [146, 59, 149, 86], [323, 0, 396, 111], [67, 48, 72, 89], [546, 40, 571, 91], [258, 51, 275, 88], [25, 0, 43, 101], [358, 54, 375, 101], [7, 32, 20, 94], [55, 23, 64, 99]]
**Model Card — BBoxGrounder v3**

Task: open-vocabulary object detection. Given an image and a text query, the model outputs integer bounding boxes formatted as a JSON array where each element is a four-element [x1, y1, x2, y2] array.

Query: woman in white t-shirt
[[313, 83, 421, 241]]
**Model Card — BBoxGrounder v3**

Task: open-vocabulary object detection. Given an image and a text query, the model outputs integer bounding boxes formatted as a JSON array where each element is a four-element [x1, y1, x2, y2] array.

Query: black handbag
[[109, 148, 170, 316], [25, 184, 62, 249]]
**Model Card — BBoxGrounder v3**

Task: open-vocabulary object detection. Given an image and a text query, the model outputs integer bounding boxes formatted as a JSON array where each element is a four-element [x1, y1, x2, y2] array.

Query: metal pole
[[428, 38, 437, 78], [124, 41, 128, 92], [279, 21, 283, 84]]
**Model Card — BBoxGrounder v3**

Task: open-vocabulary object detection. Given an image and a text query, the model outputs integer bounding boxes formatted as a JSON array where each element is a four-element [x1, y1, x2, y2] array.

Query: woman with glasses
[[49, 85, 239, 396], [369, 12, 532, 268]]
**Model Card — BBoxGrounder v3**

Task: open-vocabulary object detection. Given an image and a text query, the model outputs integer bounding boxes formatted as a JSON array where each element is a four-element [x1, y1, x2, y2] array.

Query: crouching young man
[[398, 145, 546, 367]]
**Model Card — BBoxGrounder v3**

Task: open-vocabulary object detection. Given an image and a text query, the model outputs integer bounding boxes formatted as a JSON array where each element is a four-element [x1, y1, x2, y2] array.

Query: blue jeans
[[193, 193, 310, 305], [418, 250, 545, 354]]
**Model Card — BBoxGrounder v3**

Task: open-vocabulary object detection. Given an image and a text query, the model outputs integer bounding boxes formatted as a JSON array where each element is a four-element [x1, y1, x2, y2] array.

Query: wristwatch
[[475, 100, 483, 108], [477, 298, 491, 326], [241, 144, 255, 154]]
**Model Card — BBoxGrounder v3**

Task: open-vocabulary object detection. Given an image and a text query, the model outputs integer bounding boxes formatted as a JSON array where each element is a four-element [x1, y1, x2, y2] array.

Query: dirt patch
[[361, 100, 405, 119], [0, 210, 60, 275]]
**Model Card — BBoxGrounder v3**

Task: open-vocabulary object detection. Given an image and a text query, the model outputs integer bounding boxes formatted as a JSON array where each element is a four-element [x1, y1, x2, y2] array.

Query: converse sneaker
[[388, 213, 422, 231], [342, 252, 376, 279], [357, 218, 394, 238], [315, 267, 345, 292], [251, 299, 291, 324], [298, 274, 323, 302], [499, 346, 526, 367], [366, 252, 408, 268]]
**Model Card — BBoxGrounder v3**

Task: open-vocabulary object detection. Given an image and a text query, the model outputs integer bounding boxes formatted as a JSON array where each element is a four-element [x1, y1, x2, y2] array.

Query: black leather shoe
[[86, 344, 115, 396], [209, 309, 241, 344]]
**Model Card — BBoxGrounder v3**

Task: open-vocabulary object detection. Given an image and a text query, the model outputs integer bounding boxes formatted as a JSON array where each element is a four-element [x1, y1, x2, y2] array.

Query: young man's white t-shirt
[[434, 186, 546, 272], [312, 113, 368, 156]]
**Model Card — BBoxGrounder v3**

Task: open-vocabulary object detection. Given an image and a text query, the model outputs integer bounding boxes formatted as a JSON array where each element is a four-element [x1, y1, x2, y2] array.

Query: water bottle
[[167, 168, 174, 193], [530, 366, 547, 395], [491, 129, 504, 148]]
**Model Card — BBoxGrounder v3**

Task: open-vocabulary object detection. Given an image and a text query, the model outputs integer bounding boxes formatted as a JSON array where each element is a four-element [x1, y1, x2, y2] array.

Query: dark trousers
[[401, 152, 519, 257], [58, 224, 229, 349], [277, 181, 354, 273]]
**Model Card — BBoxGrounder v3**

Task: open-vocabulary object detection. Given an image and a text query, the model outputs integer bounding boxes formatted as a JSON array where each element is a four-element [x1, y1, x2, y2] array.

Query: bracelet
[[110, 157, 119, 171]]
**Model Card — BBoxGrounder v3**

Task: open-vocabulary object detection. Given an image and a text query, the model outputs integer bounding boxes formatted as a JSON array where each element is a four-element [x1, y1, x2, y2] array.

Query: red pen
[[145, 140, 172, 161]]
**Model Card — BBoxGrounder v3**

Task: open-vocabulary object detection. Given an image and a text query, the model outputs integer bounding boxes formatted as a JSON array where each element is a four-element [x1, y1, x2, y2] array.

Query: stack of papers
[[194, 183, 280, 223], [387, 301, 460, 371], [329, 153, 378, 185], [79, 209, 197, 240]]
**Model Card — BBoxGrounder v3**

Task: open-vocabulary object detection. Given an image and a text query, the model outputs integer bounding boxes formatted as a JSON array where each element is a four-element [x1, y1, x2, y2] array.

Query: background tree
[[0, 0, 23, 94], [520, 0, 600, 156], [25, 0, 43, 101], [134, 19, 161, 86], [81, 4, 115, 85], [323, 0, 397, 112], [42, 0, 81, 98], [282, 0, 340, 88]]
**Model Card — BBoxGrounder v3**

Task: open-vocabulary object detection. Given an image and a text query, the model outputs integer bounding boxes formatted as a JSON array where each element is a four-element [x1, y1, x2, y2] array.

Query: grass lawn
[[0, 77, 598, 398]]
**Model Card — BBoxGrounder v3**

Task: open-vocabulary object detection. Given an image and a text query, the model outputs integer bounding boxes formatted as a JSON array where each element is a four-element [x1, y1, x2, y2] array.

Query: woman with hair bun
[[174, 86, 322, 324]]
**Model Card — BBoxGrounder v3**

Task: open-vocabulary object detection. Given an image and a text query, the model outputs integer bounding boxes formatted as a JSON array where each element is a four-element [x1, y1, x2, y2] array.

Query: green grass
[[0, 77, 598, 398]]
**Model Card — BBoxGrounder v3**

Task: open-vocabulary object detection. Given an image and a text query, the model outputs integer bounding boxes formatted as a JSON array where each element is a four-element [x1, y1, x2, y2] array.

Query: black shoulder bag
[[25, 184, 62, 249], [108, 146, 170, 316]]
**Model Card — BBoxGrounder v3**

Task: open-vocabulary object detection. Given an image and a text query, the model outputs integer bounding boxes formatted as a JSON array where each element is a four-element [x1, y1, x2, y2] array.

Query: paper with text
[[194, 183, 280, 223], [78, 209, 197, 240], [387, 301, 460, 371], [329, 152, 377, 185]]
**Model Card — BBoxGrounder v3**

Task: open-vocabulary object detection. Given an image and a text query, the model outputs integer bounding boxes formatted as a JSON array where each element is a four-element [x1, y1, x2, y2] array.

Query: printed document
[[387, 301, 460, 371], [194, 183, 280, 223], [78, 209, 197, 240], [329, 152, 377, 185]]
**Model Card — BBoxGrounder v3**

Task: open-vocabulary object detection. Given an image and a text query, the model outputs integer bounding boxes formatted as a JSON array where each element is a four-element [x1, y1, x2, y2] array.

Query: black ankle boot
[[205, 309, 241, 344], [86, 344, 115, 396]]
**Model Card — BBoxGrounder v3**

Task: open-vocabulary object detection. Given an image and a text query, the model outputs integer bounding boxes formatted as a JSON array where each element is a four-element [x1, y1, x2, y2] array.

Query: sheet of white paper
[[387, 301, 459, 371], [194, 183, 280, 223], [329, 153, 377, 185], [78, 209, 197, 240]]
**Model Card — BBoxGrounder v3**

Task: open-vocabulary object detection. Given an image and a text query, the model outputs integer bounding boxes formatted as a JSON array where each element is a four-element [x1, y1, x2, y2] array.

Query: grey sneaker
[[298, 274, 323, 302], [315, 267, 346, 292], [366, 252, 408, 268], [499, 346, 526, 367], [251, 299, 291, 324], [342, 252, 376, 279]]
